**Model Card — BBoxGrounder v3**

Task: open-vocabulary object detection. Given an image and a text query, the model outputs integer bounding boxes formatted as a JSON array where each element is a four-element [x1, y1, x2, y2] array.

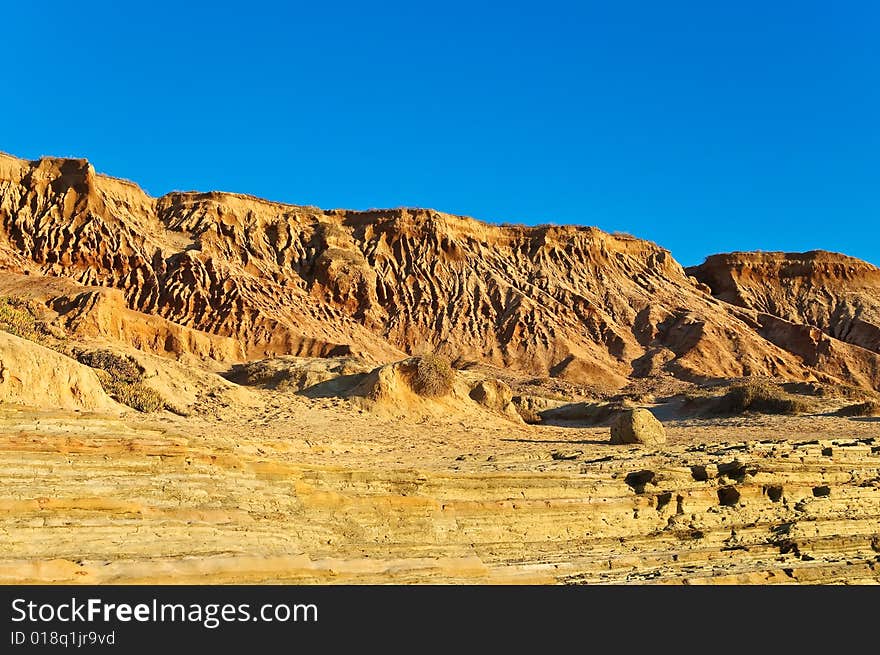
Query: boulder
[[610, 408, 666, 445]]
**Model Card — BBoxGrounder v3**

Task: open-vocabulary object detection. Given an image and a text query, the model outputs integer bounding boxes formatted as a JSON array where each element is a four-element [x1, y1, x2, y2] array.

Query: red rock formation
[[2, 152, 879, 390]]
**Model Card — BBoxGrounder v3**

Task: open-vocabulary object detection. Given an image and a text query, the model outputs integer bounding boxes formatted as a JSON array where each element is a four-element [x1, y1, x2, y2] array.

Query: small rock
[[610, 408, 666, 445]]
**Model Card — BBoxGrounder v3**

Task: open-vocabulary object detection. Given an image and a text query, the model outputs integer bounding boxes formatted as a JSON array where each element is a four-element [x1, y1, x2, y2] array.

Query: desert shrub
[[411, 353, 455, 397], [714, 380, 813, 415], [78, 350, 165, 412], [682, 387, 719, 403], [94, 371, 166, 412], [76, 350, 143, 384], [0, 297, 56, 346], [0, 302, 164, 413], [782, 381, 873, 402], [230, 359, 283, 387], [836, 401, 880, 417]]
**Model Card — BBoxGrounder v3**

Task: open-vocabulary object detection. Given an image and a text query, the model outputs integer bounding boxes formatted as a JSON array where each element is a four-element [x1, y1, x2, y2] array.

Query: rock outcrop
[[3, 406, 878, 584], [0, 331, 119, 411]]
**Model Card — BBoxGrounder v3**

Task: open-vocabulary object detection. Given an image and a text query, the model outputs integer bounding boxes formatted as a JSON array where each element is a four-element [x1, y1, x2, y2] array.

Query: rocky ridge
[[2, 152, 880, 392]]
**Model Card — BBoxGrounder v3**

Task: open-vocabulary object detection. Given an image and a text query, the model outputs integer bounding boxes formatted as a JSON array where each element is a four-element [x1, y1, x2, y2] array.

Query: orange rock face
[[1, 152, 879, 391], [689, 252, 880, 390]]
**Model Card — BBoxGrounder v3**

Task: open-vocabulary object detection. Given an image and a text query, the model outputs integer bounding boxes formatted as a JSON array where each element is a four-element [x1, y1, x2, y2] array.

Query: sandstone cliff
[[1, 152, 879, 391], [689, 251, 880, 356], [689, 252, 880, 391]]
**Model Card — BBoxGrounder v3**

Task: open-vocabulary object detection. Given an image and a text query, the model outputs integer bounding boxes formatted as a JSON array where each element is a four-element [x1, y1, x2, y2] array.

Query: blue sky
[[3, 1, 878, 266]]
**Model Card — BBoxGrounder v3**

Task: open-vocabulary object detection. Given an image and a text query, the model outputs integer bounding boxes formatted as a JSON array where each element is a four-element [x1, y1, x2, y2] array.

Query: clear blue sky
[[3, 1, 878, 267]]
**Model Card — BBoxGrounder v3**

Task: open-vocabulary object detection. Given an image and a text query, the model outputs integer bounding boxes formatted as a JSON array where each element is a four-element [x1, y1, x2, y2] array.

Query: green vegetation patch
[[76, 349, 166, 413], [0, 297, 58, 347]]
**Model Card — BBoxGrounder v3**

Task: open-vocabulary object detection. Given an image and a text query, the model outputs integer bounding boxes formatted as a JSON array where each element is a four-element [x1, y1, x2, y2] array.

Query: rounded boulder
[[610, 408, 666, 445]]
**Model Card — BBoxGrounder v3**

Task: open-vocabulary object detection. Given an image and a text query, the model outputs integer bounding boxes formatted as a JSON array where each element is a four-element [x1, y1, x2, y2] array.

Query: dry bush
[[682, 387, 720, 402], [76, 350, 143, 384], [231, 359, 283, 387], [411, 354, 455, 397], [77, 349, 165, 412], [714, 380, 813, 415], [782, 381, 874, 402], [836, 401, 880, 417], [94, 371, 166, 413], [0, 303, 164, 413], [0, 297, 56, 347]]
